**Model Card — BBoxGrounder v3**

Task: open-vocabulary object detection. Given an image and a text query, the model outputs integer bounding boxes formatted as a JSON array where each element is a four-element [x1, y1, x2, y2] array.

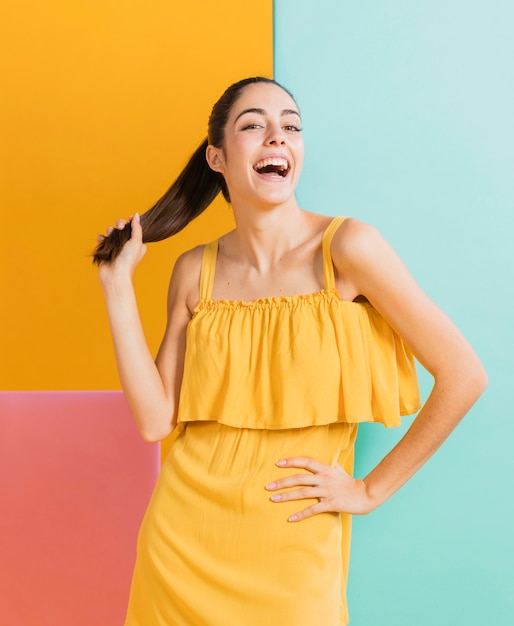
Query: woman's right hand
[[97, 213, 147, 283]]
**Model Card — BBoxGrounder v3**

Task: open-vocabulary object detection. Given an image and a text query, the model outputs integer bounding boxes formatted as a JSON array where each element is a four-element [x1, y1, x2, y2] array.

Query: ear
[[206, 144, 225, 174]]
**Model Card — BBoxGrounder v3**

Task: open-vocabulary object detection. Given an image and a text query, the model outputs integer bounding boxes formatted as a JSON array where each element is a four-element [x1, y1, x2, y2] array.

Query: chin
[[256, 184, 296, 204], [229, 182, 297, 209], [257, 193, 296, 208]]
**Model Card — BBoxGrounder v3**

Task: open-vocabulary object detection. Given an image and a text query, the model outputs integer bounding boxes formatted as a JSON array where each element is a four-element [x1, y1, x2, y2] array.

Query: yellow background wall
[[1, 0, 272, 390]]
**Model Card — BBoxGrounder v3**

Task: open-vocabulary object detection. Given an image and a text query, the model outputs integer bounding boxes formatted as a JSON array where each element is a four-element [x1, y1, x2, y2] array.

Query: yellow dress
[[124, 217, 421, 626]]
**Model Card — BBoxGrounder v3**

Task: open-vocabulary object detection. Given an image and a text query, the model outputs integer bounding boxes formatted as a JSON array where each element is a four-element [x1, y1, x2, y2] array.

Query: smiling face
[[206, 81, 304, 210]]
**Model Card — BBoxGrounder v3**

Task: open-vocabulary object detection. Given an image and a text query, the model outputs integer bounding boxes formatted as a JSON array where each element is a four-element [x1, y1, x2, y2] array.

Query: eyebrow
[[234, 107, 302, 123]]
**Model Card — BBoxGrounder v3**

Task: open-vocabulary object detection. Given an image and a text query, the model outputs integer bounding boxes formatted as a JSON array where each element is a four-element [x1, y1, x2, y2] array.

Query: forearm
[[363, 364, 487, 510], [101, 276, 175, 441]]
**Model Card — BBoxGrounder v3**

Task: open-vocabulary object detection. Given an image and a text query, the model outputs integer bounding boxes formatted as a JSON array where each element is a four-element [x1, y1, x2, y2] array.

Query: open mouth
[[253, 157, 290, 178]]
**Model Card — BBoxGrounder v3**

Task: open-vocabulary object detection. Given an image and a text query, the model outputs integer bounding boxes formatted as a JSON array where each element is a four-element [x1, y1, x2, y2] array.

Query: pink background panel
[[0, 391, 160, 626]]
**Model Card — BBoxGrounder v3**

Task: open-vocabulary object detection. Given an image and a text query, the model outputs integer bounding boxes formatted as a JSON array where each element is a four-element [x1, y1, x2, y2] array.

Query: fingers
[[269, 485, 326, 502], [287, 502, 327, 523], [270, 483, 329, 523], [265, 456, 341, 522], [265, 455, 371, 520], [130, 212, 143, 241], [98, 214, 139, 241], [108, 219, 128, 232], [266, 469, 327, 515], [276, 456, 328, 473], [266, 457, 328, 493], [266, 472, 318, 492]]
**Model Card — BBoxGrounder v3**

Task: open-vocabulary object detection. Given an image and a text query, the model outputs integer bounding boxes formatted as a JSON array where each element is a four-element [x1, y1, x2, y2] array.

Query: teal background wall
[[274, 1, 513, 624]]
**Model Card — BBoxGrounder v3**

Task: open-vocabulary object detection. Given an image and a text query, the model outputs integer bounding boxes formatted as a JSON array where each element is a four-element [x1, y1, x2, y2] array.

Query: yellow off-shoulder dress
[[124, 217, 421, 626]]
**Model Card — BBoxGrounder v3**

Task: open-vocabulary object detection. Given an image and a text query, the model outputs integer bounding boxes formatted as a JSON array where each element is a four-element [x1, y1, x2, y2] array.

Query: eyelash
[[241, 123, 303, 132]]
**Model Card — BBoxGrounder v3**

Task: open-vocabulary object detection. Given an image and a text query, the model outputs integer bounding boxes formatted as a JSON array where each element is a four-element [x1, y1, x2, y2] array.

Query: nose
[[265, 123, 286, 146]]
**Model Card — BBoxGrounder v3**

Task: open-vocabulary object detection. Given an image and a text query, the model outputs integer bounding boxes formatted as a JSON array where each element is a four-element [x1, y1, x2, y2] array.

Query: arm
[[266, 219, 488, 519], [98, 215, 199, 442]]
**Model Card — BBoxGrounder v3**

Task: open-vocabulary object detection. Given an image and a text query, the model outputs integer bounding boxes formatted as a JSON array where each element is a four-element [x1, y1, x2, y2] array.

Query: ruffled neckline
[[193, 288, 372, 314]]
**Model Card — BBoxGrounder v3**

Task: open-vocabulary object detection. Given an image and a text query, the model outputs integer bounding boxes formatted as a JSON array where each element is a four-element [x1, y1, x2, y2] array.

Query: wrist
[[99, 267, 135, 297], [360, 476, 384, 514]]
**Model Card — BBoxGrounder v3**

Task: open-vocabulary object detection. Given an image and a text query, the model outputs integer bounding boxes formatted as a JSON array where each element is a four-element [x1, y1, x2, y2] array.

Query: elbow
[[140, 426, 172, 444], [136, 414, 175, 443], [434, 356, 488, 407], [139, 419, 175, 443], [129, 401, 176, 443], [472, 363, 488, 398], [140, 430, 164, 444], [458, 358, 488, 407]]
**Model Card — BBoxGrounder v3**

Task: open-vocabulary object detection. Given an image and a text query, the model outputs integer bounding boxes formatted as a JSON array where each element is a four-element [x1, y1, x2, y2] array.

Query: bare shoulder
[[166, 245, 205, 316], [331, 218, 390, 266], [172, 245, 204, 279], [328, 217, 403, 298]]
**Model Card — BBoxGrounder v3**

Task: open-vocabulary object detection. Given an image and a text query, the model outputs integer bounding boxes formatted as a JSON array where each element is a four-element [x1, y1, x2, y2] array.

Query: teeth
[[254, 157, 289, 171]]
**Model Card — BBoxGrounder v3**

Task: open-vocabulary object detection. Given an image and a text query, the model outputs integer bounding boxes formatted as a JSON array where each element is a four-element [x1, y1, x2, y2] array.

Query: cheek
[[291, 136, 304, 162], [221, 140, 247, 169], [293, 146, 305, 174]]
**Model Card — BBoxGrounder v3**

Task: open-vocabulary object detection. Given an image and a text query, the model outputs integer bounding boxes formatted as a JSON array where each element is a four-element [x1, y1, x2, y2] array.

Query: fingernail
[[135, 212, 140, 222], [276, 459, 286, 466], [288, 514, 298, 522], [270, 494, 281, 502], [265, 482, 276, 489]]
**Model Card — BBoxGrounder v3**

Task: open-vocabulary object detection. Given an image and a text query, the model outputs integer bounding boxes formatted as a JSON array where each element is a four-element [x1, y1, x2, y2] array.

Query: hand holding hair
[[92, 137, 223, 266], [97, 213, 147, 281], [96, 217, 132, 244], [92, 78, 296, 266]]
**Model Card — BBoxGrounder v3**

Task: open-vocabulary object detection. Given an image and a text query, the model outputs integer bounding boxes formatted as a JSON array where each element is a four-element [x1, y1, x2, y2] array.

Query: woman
[[94, 77, 487, 626]]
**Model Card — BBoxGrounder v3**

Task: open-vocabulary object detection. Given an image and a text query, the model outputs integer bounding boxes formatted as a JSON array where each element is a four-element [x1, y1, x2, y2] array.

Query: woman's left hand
[[266, 457, 375, 522]]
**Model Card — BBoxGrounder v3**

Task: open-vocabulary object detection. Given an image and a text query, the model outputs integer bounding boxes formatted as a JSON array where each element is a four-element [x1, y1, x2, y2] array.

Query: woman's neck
[[227, 202, 310, 272]]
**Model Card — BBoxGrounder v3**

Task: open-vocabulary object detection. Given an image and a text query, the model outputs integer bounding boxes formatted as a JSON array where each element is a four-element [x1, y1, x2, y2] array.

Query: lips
[[253, 156, 290, 177]]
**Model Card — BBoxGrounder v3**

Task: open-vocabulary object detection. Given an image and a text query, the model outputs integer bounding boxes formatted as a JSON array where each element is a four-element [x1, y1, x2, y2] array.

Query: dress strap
[[322, 217, 347, 290], [199, 239, 219, 301]]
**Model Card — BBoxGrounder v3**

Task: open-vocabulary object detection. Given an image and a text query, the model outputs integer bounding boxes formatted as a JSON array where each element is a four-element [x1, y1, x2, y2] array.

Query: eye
[[284, 124, 303, 132], [241, 123, 262, 130]]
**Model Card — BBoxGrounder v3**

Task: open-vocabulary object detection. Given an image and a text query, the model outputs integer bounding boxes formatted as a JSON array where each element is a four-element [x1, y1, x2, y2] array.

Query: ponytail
[[92, 138, 224, 264], [93, 76, 296, 265]]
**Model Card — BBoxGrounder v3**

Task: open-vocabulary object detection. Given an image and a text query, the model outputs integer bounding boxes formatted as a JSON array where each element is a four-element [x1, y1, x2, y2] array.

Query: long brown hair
[[92, 76, 295, 264]]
